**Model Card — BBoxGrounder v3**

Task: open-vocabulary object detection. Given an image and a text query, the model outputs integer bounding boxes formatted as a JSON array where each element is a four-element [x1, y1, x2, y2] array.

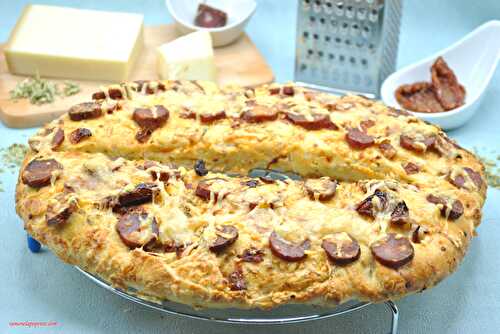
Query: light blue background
[[1, 1, 499, 333]]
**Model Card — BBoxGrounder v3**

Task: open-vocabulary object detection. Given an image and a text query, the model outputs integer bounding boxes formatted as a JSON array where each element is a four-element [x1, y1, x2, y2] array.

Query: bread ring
[[16, 81, 486, 309]]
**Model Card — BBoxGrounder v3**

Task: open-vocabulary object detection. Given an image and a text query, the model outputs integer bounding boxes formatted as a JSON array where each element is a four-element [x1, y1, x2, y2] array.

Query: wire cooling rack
[[28, 166, 400, 333], [75, 267, 399, 333]]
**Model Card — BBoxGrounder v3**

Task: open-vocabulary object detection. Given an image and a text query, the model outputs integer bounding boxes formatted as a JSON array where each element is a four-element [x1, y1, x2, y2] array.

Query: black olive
[[194, 159, 208, 176]]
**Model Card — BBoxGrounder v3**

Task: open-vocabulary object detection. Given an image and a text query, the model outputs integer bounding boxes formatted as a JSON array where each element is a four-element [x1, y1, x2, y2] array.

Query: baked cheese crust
[[16, 81, 486, 309]]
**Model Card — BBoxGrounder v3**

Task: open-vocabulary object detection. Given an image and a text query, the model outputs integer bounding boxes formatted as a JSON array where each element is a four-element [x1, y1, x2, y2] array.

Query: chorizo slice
[[133, 105, 169, 130], [400, 134, 437, 153], [209, 225, 239, 253], [118, 183, 158, 207], [321, 232, 361, 265], [371, 234, 414, 269], [22, 159, 63, 188], [426, 194, 464, 221], [304, 177, 337, 201], [68, 102, 103, 121], [200, 111, 226, 124], [241, 105, 279, 123], [269, 231, 310, 262], [346, 128, 375, 149], [195, 178, 231, 202], [116, 212, 158, 248], [285, 113, 338, 130]]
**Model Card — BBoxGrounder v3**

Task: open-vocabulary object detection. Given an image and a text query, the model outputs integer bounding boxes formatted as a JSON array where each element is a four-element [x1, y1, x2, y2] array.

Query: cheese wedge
[[4, 5, 144, 81], [157, 31, 217, 81]]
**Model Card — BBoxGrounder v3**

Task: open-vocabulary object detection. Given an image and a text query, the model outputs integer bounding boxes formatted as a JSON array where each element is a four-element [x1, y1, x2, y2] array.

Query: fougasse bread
[[16, 80, 486, 309]]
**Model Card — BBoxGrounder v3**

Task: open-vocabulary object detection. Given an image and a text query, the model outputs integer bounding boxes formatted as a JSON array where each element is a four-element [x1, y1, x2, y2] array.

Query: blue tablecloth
[[1, 1, 499, 333]]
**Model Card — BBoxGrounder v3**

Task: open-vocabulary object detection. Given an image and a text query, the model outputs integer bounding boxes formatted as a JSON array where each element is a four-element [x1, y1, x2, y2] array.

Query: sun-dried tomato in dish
[[394, 57, 466, 113], [194, 4, 227, 28], [431, 57, 466, 110]]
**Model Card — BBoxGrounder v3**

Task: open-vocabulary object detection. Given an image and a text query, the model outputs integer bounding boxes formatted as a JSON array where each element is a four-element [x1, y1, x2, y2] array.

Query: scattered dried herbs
[[0, 143, 29, 192], [473, 148, 500, 189], [9, 73, 80, 105], [1, 143, 29, 170]]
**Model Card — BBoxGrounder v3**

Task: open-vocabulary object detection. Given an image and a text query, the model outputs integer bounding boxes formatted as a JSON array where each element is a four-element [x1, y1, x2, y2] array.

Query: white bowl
[[165, 0, 256, 47], [381, 20, 500, 130]]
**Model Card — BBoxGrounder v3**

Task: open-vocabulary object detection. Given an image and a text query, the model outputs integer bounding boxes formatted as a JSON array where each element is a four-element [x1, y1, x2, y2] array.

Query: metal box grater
[[294, 0, 402, 97]]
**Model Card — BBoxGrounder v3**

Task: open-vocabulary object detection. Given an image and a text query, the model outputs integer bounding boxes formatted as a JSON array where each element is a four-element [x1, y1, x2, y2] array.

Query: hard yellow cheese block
[[157, 31, 216, 81], [4, 5, 144, 81]]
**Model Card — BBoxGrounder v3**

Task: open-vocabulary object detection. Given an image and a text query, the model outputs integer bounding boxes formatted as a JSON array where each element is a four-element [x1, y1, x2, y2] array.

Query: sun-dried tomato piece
[[448, 173, 466, 188], [259, 175, 275, 184], [448, 200, 464, 221], [464, 167, 483, 189], [51, 128, 64, 150], [132, 80, 166, 94], [46, 201, 76, 226], [426, 194, 464, 221], [243, 179, 260, 188], [108, 88, 123, 100], [360, 119, 375, 131], [379, 142, 397, 159], [411, 224, 428, 243], [356, 190, 388, 218], [69, 128, 92, 144], [238, 247, 265, 263], [395, 82, 444, 113], [92, 91, 106, 100], [390, 201, 410, 225], [269, 87, 281, 95], [135, 129, 152, 143], [403, 162, 419, 175], [431, 57, 466, 110], [282, 86, 295, 96], [228, 268, 246, 291], [195, 3, 227, 28]]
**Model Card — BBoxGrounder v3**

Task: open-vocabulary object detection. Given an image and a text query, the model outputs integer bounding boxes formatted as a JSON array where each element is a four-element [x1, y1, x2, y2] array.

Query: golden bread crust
[[16, 81, 486, 309]]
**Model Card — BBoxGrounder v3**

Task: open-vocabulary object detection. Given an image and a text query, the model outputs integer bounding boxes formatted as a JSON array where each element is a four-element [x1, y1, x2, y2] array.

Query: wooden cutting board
[[0, 24, 274, 128]]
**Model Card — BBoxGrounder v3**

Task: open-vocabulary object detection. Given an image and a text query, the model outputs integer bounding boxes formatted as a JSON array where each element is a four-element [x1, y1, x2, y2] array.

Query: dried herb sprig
[[9, 73, 80, 105], [63, 81, 81, 96]]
